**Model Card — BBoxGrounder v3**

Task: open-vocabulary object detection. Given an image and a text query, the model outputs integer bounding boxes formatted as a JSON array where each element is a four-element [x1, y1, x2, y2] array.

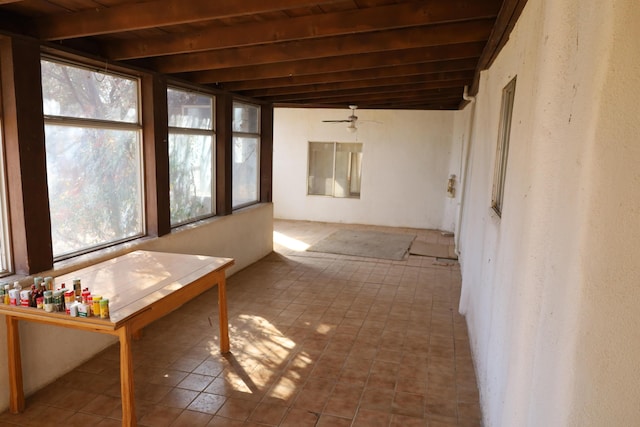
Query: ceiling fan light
[[347, 123, 357, 133]]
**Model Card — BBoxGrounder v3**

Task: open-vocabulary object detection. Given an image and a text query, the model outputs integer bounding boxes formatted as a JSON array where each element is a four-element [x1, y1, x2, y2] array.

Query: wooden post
[[217, 272, 230, 354], [215, 94, 233, 216], [260, 103, 273, 203], [6, 315, 25, 413], [141, 73, 170, 237], [119, 324, 137, 426], [0, 36, 53, 274]]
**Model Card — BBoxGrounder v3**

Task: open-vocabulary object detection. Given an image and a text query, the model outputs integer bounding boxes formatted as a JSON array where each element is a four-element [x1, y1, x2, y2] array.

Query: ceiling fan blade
[[322, 120, 352, 123]]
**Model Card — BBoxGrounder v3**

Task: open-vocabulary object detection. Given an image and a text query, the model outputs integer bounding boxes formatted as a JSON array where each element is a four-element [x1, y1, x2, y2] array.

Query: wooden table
[[0, 250, 234, 426]]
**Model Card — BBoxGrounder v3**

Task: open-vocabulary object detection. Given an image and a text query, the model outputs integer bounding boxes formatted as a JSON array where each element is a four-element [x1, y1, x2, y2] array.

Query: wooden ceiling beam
[[33, 0, 346, 40], [221, 61, 479, 91], [219, 63, 478, 95], [307, 87, 463, 102], [369, 99, 457, 110], [469, 0, 528, 96], [365, 100, 460, 110], [272, 98, 461, 110], [243, 75, 472, 98], [263, 80, 469, 103], [151, 26, 489, 73], [103, 2, 500, 59], [302, 90, 462, 106], [189, 50, 481, 84], [241, 71, 475, 97], [338, 96, 462, 109]]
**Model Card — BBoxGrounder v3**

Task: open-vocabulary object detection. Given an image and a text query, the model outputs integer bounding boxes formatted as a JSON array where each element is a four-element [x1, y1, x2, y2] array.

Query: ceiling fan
[[323, 105, 359, 132]]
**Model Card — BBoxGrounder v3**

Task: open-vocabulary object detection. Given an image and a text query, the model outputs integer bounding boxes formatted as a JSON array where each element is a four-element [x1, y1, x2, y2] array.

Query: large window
[[41, 59, 144, 258], [308, 142, 363, 198], [491, 76, 517, 217], [167, 87, 214, 226], [232, 102, 260, 208]]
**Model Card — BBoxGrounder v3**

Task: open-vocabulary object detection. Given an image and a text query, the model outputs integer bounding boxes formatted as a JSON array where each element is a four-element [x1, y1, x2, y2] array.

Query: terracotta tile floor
[[0, 220, 481, 426]]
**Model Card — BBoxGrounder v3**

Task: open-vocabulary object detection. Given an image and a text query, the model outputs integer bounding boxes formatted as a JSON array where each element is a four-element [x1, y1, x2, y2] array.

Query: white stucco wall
[[0, 203, 273, 412], [572, 2, 640, 425], [457, 0, 640, 426], [273, 108, 460, 231]]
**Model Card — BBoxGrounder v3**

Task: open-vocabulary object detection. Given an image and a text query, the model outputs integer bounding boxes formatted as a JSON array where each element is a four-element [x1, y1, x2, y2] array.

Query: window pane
[[335, 143, 362, 198], [167, 88, 213, 130], [349, 152, 363, 195], [334, 151, 362, 198], [41, 59, 138, 123], [308, 142, 362, 198], [232, 103, 260, 133], [0, 124, 11, 274], [232, 136, 259, 208], [308, 142, 334, 196], [169, 133, 213, 225], [491, 77, 517, 216], [45, 125, 143, 257]]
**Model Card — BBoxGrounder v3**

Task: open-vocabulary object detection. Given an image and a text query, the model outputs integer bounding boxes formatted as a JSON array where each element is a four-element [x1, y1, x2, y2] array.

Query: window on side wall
[[167, 87, 215, 226], [41, 58, 144, 259], [491, 76, 517, 217], [308, 141, 363, 198], [232, 101, 260, 209]]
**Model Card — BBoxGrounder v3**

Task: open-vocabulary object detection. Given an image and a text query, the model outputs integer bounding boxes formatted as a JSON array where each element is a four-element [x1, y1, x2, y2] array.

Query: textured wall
[[457, 0, 640, 425], [570, 1, 640, 424]]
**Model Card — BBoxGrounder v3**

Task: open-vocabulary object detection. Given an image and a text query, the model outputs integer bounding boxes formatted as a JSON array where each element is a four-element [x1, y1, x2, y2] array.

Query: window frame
[[167, 85, 216, 227], [231, 100, 261, 209], [0, 93, 12, 276], [41, 56, 146, 260], [0, 40, 272, 274], [491, 76, 517, 217], [307, 141, 363, 199]]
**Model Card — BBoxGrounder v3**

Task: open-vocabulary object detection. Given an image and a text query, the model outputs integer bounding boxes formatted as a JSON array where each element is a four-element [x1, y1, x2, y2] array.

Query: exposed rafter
[[34, 0, 346, 40], [467, 0, 529, 100], [189, 54, 481, 84], [103, 1, 501, 60], [151, 31, 487, 74], [241, 72, 475, 97], [221, 60, 480, 91], [0, 0, 526, 110], [263, 80, 471, 103]]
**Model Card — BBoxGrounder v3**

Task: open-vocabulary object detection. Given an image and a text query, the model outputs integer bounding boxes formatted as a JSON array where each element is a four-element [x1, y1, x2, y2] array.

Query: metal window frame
[[491, 76, 517, 217], [306, 141, 363, 199]]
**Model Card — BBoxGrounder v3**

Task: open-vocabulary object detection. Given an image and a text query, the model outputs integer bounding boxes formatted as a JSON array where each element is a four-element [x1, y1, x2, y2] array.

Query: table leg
[[6, 315, 24, 414], [217, 273, 230, 353], [118, 324, 137, 426]]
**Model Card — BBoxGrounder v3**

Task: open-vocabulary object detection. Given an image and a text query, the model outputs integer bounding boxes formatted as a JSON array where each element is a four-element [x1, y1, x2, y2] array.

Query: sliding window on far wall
[[308, 141, 363, 198]]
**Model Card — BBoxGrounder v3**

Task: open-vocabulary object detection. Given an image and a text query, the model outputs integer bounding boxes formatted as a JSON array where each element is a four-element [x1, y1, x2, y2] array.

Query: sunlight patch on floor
[[273, 231, 310, 251]]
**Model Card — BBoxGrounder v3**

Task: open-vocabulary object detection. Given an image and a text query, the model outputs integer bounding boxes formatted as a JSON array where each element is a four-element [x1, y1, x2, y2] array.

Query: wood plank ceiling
[[0, 0, 527, 110]]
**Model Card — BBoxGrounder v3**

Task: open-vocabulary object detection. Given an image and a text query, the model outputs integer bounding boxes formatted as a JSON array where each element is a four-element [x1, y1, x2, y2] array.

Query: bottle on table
[[13, 281, 21, 306]]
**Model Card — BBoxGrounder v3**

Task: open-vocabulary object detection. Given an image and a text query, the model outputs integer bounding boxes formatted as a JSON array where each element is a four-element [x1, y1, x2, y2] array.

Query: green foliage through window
[[41, 59, 143, 258], [167, 88, 214, 226], [232, 102, 260, 209]]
